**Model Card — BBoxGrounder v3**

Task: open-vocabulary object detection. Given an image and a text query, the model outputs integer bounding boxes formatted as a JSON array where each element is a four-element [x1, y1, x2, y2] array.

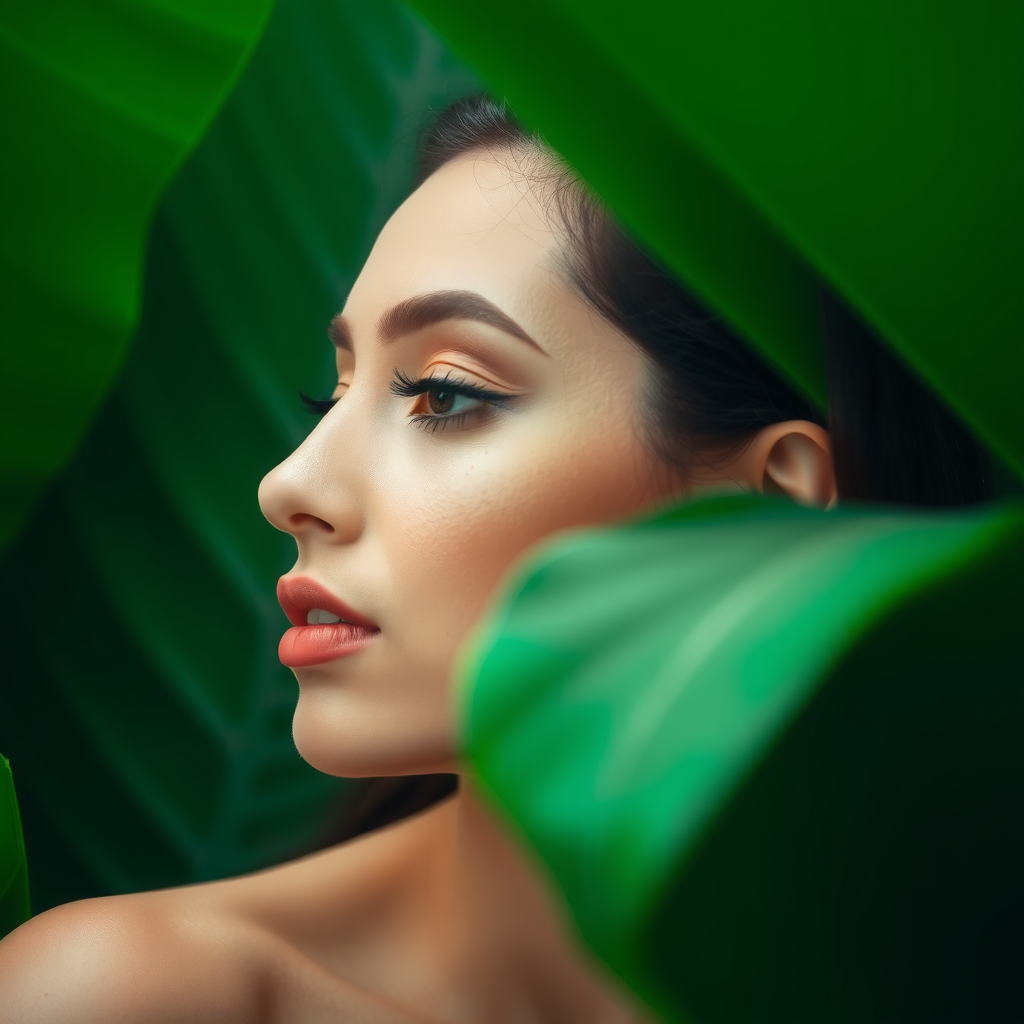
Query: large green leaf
[[0, 755, 29, 939], [0, 0, 273, 550], [0, 0, 477, 912], [406, 0, 1024, 477], [461, 494, 1023, 1021]]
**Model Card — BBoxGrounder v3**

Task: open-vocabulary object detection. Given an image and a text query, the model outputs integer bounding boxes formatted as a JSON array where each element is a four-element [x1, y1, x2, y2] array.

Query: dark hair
[[323, 92, 992, 847], [418, 93, 991, 503]]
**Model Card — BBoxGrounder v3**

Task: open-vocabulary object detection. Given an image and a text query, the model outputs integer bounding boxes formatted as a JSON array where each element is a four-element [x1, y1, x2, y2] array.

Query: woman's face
[[258, 151, 682, 777]]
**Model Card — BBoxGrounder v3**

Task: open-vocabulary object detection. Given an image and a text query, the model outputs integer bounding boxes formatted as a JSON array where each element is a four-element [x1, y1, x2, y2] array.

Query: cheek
[[375, 409, 659, 669]]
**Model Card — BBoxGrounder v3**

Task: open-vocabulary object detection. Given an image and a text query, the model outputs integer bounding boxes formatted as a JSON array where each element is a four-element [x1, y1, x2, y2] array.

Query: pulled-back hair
[[326, 92, 992, 848], [417, 93, 991, 505]]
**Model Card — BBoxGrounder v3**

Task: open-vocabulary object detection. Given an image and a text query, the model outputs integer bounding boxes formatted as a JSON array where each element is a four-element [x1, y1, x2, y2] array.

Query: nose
[[258, 425, 364, 546]]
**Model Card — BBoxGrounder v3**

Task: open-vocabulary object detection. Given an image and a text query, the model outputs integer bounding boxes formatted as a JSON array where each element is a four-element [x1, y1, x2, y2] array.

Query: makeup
[[277, 576, 379, 668]]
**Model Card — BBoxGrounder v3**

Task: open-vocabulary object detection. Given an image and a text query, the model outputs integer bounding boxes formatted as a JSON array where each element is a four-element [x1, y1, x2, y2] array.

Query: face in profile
[[258, 151, 688, 779]]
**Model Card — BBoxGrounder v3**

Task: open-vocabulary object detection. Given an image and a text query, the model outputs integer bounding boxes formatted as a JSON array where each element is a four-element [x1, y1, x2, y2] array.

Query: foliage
[[0, 0, 273, 550], [398, 6, 1024, 1012], [462, 494, 1024, 1021], [406, 0, 1024, 477], [0, 756, 29, 938], [1, 3, 1019, 1020], [0, 0, 477, 912]]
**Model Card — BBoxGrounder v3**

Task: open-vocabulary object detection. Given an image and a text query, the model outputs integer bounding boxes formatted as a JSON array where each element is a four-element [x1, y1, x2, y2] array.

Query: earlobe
[[758, 421, 837, 508]]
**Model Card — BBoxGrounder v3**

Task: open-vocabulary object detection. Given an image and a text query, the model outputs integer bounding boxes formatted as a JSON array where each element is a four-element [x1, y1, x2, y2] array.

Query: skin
[[0, 148, 836, 1023]]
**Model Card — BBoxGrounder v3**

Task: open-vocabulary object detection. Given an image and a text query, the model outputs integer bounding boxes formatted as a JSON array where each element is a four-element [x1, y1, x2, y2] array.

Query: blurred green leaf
[[0, 0, 477, 911], [407, 0, 1024, 477], [0, 0, 274, 550], [462, 494, 1024, 1021], [0, 755, 30, 938]]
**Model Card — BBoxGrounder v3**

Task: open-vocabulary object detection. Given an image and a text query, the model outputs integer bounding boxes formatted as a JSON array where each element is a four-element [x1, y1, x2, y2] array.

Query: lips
[[276, 576, 379, 668]]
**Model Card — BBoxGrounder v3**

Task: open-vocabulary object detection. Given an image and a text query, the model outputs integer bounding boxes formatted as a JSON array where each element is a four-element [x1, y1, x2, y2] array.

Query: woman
[[0, 95, 987, 1023]]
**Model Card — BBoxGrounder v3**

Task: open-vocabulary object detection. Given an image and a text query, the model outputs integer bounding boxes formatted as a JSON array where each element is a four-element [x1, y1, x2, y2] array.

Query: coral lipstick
[[276, 576, 379, 668]]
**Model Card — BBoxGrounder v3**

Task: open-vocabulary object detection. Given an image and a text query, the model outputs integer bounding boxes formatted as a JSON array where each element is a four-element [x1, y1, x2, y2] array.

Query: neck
[[421, 782, 637, 1024]]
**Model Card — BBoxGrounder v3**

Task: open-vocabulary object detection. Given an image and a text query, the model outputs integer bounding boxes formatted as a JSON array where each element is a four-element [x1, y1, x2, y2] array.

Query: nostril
[[289, 512, 335, 533]]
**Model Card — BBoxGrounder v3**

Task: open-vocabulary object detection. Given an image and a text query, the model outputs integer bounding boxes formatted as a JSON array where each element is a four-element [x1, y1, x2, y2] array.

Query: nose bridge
[[258, 410, 365, 544]]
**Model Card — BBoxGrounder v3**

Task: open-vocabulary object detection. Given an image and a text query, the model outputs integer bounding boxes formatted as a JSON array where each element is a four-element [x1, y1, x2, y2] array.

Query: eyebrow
[[327, 289, 545, 354]]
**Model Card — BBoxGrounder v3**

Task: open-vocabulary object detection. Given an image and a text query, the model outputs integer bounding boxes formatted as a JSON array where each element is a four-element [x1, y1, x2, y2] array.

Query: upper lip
[[276, 576, 380, 631]]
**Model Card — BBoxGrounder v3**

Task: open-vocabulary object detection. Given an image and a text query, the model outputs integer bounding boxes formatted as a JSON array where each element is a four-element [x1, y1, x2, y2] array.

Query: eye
[[299, 383, 347, 417], [299, 390, 336, 416], [389, 368, 519, 434], [420, 387, 479, 415]]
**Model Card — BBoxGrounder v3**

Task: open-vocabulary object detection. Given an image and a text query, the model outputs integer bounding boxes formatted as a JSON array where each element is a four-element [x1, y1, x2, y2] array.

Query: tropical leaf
[[0, 0, 478, 912], [406, 0, 1024, 477], [0, 755, 30, 939], [0, 0, 273, 551], [460, 494, 1024, 1021]]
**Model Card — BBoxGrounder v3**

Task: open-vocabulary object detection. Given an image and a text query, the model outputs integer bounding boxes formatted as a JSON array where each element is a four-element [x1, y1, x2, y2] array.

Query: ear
[[738, 420, 837, 508]]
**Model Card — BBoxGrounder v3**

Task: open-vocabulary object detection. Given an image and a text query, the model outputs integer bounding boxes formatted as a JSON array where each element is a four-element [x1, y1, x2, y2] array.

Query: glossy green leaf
[[406, 0, 1024, 477], [0, 755, 30, 939], [0, 0, 477, 911], [461, 494, 1024, 1021], [0, 0, 274, 551]]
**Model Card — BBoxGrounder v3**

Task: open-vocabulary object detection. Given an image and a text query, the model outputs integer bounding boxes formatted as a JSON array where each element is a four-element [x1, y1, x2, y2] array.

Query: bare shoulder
[[0, 800, 455, 1023], [0, 886, 269, 1023]]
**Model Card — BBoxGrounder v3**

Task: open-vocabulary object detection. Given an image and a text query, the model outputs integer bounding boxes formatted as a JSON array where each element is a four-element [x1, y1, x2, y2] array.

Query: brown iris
[[427, 389, 456, 414]]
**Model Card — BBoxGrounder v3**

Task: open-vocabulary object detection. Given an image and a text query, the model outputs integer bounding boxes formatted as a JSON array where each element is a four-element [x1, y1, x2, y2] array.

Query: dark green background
[[0, 0, 478, 914], [1, 2, 1020, 1020], [0, 0, 273, 549]]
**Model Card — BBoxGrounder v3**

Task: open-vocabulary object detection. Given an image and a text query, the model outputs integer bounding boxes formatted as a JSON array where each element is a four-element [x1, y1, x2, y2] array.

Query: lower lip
[[278, 623, 379, 668]]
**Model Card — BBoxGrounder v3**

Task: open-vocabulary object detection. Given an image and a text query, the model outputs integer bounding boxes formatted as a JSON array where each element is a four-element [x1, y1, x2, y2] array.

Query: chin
[[291, 690, 457, 778]]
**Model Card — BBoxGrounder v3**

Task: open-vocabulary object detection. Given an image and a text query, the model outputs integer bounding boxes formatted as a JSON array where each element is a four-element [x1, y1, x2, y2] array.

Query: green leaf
[[461, 494, 1024, 1021], [406, 0, 1024, 478], [0, 0, 274, 551], [0, 0, 478, 911], [0, 755, 30, 938]]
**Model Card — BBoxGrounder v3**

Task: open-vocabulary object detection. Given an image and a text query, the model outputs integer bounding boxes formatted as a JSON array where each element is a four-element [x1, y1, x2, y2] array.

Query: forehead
[[346, 152, 564, 320]]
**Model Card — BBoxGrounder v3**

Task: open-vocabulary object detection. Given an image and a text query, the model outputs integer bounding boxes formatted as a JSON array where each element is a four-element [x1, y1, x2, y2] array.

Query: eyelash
[[298, 391, 339, 417], [299, 370, 516, 433]]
